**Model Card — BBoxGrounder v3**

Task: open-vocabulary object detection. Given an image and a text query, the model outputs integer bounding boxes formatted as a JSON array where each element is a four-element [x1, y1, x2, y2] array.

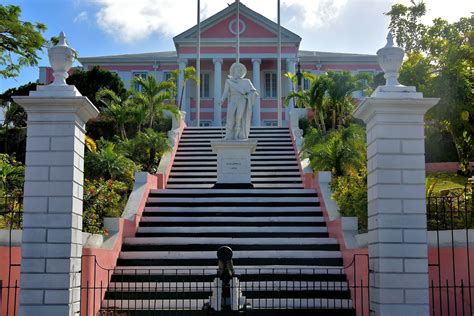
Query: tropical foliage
[[0, 60, 191, 233], [285, 71, 374, 134], [0, 154, 24, 229], [330, 172, 368, 231], [130, 75, 179, 128], [303, 124, 366, 177], [386, 1, 473, 174]]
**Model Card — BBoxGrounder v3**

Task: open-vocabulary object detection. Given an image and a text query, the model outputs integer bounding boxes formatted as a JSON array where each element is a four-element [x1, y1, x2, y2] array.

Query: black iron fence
[[428, 180, 474, 316], [86, 259, 369, 315], [0, 176, 22, 316]]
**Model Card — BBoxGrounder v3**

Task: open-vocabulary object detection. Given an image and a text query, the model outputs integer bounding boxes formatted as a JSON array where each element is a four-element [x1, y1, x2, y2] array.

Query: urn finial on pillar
[[376, 31, 404, 87], [30, 31, 82, 97], [371, 31, 422, 98], [48, 32, 76, 86]]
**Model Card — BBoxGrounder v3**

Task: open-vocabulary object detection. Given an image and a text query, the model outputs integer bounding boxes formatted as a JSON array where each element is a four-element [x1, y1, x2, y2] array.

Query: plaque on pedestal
[[211, 140, 257, 189]]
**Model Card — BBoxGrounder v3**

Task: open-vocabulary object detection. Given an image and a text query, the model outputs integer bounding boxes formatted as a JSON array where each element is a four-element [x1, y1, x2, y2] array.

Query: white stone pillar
[[286, 58, 297, 112], [353, 33, 439, 316], [13, 33, 100, 316], [251, 58, 261, 126], [213, 58, 223, 126], [177, 58, 188, 122]]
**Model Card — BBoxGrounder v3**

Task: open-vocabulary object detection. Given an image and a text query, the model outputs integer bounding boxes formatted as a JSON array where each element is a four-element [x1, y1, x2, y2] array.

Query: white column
[[252, 58, 261, 126], [286, 58, 296, 111], [14, 89, 99, 315], [213, 58, 223, 126], [177, 58, 188, 122], [353, 34, 439, 316]]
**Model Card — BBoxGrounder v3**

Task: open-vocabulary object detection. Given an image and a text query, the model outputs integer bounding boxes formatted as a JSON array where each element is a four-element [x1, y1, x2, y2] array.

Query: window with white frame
[[264, 72, 277, 98], [199, 121, 212, 127], [200, 73, 210, 98], [264, 121, 278, 127], [133, 72, 148, 91], [164, 72, 173, 81], [303, 77, 311, 90]]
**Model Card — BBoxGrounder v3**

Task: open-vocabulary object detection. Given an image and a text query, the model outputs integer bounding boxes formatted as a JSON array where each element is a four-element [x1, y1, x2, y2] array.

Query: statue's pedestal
[[211, 140, 257, 189]]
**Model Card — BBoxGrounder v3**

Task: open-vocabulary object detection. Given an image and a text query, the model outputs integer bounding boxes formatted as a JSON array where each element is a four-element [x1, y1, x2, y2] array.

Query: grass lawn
[[426, 172, 470, 194]]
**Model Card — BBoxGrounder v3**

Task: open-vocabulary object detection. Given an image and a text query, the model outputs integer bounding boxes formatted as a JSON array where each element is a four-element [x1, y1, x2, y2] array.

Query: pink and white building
[[40, 2, 381, 127]]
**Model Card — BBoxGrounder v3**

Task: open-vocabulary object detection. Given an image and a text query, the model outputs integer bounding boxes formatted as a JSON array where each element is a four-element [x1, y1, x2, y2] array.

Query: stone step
[[170, 166, 298, 171], [112, 265, 346, 276], [124, 237, 337, 246], [172, 156, 296, 161], [165, 183, 304, 189], [174, 152, 295, 157], [136, 226, 328, 234], [143, 206, 320, 213], [180, 135, 291, 139], [172, 160, 298, 166], [146, 197, 318, 204], [178, 142, 293, 147], [177, 147, 294, 152], [119, 250, 342, 260], [169, 172, 300, 177], [122, 244, 339, 252], [139, 216, 324, 223], [166, 177, 303, 183], [149, 189, 315, 195]]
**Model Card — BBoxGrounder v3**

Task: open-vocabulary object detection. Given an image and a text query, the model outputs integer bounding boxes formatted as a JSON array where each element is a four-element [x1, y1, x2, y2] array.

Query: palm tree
[[325, 72, 357, 129], [130, 101, 148, 133], [137, 128, 171, 173], [131, 75, 179, 128], [285, 75, 327, 134], [96, 89, 130, 140], [169, 66, 198, 110], [305, 124, 365, 177]]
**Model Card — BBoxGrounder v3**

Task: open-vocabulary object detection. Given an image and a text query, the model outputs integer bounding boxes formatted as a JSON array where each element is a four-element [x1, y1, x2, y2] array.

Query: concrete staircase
[[101, 127, 354, 315]]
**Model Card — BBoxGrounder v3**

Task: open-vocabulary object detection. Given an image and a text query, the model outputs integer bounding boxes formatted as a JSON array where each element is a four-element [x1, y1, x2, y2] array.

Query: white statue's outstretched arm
[[220, 80, 230, 105]]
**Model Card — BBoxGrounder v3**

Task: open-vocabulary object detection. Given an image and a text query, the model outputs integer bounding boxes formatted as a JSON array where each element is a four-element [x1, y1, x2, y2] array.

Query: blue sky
[[1, 0, 472, 93]]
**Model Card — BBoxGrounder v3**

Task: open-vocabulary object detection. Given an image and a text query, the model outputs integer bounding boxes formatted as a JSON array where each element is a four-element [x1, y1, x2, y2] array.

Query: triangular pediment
[[173, 2, 301, 45]]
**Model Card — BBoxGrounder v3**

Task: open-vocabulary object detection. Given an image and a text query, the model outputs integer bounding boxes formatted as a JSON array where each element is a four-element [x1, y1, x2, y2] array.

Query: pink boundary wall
[[0, 247, 21, 316], [426, 162, 474, 173], [0, 119, 185, 316]]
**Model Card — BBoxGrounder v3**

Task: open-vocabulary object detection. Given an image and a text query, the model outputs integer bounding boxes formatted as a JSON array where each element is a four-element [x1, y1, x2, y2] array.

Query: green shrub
[[84, 138, 138, 186], [0, 153, 24, 229], [83, 178, 128, 234], [330, 173, 368, 231]]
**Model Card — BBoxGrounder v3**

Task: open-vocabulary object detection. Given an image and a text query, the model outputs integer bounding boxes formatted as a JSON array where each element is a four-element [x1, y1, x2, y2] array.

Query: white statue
[[220, 62, 259, 140]]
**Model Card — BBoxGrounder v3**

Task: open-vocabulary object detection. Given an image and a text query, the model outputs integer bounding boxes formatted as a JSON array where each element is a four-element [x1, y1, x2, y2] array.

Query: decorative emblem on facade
[[229, 19, 246, 35]]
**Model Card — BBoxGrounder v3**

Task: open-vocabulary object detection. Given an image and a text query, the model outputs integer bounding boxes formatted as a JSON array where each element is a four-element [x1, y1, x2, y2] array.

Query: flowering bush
[[83, 178, 128, 234]]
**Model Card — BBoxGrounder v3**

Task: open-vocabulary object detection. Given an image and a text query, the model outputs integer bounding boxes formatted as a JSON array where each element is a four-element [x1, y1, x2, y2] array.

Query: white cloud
[[90, 0, 473, 44], [91, 0, 347, 43], [73, 11, 89, 23]]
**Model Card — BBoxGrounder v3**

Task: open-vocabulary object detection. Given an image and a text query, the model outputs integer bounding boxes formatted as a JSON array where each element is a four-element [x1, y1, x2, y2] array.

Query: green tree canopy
[[67, 66, 127, 107], [386, 1, 473, 171], [0, 5, 47, 78]]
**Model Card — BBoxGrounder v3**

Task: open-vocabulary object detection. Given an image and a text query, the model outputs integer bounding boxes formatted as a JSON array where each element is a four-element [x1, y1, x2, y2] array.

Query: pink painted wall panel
[[201, 14, 276, 39], [178, 46, 297, 54], [322, 64, 381, 71], [190, 99, 214, 109]]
